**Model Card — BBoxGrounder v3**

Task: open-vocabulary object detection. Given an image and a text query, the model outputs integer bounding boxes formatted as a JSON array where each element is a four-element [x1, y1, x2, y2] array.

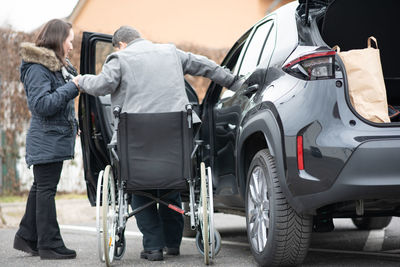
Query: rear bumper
[[294, 138, 400, 214]]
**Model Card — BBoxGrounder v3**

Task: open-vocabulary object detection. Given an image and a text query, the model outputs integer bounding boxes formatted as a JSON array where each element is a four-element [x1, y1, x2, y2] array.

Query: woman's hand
[[72, 75, 81, 90]]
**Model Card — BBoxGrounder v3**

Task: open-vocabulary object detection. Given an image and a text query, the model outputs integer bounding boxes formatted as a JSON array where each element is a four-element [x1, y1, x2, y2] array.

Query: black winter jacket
[[19, 42, 79, 166]]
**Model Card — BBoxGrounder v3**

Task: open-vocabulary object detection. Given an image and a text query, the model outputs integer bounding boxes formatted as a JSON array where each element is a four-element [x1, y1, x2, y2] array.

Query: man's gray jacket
[[79, 38, 235, 113]]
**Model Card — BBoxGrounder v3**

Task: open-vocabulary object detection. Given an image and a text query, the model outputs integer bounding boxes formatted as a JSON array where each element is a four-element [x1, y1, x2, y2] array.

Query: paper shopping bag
[[334, 37, 390, 123]]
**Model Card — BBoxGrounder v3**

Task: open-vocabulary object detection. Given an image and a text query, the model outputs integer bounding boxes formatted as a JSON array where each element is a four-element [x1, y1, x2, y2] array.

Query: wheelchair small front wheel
[[114, 228, 126, 260], [102, 165, 117, 266], [195, 229, 222, 257]]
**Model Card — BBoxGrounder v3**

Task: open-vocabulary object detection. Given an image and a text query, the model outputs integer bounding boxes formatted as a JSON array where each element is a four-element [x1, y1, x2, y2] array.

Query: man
[[74, 26, 237, 261]]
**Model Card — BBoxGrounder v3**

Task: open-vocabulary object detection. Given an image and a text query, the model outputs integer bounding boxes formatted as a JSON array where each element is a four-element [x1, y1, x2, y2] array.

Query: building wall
[[17, 132, 86, 193], [72, 0, 293, 48]]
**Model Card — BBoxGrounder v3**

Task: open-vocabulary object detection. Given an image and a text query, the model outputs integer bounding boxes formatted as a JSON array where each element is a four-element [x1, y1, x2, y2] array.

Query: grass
[[0, 195, 27, 203], [0, 192, 87, 203]]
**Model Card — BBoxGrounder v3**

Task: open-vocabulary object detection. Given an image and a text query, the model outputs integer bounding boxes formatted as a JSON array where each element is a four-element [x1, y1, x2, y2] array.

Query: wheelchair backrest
[[117, 111, 193, 190]]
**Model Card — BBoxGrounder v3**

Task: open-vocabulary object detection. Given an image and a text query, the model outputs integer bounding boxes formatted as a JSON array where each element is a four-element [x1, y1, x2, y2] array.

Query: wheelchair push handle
[[186, 104, 193, 128], [186, 104, 193, 115], [113, 106, 121, 119]]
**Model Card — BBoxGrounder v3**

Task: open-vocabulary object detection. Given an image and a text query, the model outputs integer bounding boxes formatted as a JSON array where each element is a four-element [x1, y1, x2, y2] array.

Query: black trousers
[[131, 190, 184, 251], [16, 161, 64, 249]]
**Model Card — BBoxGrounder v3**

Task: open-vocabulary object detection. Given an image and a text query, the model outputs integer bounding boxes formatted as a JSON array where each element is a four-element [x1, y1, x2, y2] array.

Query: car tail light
[[283, 51, 336, 80], [297, 135, 304, 170]]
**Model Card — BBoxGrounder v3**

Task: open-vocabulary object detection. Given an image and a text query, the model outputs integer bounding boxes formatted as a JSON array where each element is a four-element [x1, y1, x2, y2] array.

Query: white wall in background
[[17, 132, 86, 193]]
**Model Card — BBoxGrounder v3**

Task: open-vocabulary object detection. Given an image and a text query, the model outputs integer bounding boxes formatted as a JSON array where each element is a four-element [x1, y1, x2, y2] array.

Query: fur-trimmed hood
[[20, 42, 63, 72]]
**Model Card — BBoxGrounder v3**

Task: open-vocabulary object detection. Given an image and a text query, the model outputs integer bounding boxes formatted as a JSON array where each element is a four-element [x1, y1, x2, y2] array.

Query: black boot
[[13, 234, 38, 256], [140, 249, 163, 261], [39, 246, 76, 260], [165, 247, 180, 256]]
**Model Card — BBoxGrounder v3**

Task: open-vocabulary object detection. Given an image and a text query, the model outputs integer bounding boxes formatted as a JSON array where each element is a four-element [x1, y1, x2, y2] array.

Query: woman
[[13, 19, 79, 260]]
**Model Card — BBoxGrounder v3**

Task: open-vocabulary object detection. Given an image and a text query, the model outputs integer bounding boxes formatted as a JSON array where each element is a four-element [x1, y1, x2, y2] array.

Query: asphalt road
[[0, 199, 399, 266]]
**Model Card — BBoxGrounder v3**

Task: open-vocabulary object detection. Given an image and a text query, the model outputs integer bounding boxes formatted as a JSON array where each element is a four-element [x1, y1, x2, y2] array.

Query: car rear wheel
[[245, 149, 312, 267], [352, 216, 392, 230]]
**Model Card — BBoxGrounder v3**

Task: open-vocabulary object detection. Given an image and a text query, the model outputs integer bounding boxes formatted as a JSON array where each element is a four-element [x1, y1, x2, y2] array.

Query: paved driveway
[[1, 199, 399, 266]]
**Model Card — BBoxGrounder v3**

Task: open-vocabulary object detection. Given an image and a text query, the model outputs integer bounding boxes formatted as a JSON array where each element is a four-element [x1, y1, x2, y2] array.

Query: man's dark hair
[[112, 26, 141, 47]]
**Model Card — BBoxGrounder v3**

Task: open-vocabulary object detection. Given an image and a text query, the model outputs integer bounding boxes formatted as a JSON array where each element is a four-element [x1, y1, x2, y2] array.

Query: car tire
[[245, 149, 312, 267], [352, 216, 392, 230], [182, 202, 197, 237]]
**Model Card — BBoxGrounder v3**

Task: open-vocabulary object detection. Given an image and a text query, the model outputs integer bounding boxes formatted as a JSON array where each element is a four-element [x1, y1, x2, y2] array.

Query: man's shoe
[[140, 249, 163, 261], [13, 234, 38, 256], [39, 246, 76, 260], [166, 247, 180, 256]]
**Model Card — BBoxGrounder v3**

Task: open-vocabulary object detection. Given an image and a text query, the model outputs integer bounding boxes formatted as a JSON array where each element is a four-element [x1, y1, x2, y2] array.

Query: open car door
[[78, 32, 199, 206], [79, 32, 114, 206]]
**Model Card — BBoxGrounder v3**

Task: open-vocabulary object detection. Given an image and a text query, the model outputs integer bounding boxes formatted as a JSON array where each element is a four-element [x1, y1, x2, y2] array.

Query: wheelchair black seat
[[117, 111, 193, 191]]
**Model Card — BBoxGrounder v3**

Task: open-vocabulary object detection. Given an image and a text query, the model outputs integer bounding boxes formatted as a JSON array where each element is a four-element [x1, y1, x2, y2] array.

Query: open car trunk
[[317, 0, 400, 122]]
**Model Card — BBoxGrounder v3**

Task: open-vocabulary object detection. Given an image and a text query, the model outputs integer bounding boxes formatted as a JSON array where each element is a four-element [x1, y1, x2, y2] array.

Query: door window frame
[[235, 15, 276, 76]]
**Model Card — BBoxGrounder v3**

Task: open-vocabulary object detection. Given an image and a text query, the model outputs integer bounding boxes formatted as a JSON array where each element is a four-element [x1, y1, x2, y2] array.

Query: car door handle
[[244, 84, 259, 97]]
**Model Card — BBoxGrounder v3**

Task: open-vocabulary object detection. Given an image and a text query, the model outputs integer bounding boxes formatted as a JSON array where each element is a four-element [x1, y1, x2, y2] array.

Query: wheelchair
[[95, 105, 221, 266]]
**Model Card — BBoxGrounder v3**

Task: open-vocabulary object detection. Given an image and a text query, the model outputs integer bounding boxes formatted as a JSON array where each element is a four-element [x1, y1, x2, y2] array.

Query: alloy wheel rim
[[247, 166, 270, 253]]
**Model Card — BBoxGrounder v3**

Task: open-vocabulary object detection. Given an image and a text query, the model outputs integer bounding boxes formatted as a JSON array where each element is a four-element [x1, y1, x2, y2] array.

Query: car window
[[95, 41, 114, 74], [258, 23, 275, 66], [218, 41, 246, 101], [238, 20, 274, 76]]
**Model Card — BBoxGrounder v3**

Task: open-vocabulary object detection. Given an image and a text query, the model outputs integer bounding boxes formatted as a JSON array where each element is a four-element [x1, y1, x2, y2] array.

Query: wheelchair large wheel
[[197, 162, 220, 264], [199, 162, 210, 264], [196, 163, 221, 264], [102, 165, 117, 266], [96, 170, 105, 262], [206, 166, 221, 257]]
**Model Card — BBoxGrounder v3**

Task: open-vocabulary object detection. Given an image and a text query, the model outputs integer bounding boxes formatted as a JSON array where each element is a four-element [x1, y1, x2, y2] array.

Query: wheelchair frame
[[96, 105, 220, 266]]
